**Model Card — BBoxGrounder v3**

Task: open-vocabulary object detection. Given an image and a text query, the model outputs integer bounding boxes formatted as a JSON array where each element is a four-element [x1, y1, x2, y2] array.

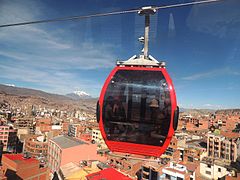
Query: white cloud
[[0, 51, 26, 61], [0, 1, 117, 95], [168, 13, 176, 37], [0, 7, 116, 69], [0, 0, 117, 69], [186, 0, 240, 38], [202, 103, 224, 109], [182, 67, 240, 80], [181, 103, 225, 110], [0, 63, 102, 95]]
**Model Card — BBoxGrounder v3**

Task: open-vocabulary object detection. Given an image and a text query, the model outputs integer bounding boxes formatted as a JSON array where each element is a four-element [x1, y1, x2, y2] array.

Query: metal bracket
[[116, 6, 166, 68], [117, 54, 166, 68]]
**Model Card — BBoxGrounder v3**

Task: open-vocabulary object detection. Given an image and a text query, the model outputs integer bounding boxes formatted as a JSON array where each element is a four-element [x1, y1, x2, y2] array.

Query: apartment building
[[15, 118, 35, 134], [92, 128, 103, 144], [24, 135, 48, 157], [48, 135, 106, 174], [0, 125, 10, 151], [0, 125, 17, 151], [200, 157, 239, 180], [200, 131, 240, 179], [68, 123, 83, 137], [207, 132, 240, 162]]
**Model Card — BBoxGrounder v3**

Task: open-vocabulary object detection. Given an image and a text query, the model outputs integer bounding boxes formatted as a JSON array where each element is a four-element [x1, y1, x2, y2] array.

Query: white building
[[91, 129, 103, 144], [68, 124, 79, 137], [161, 162, 196, 180], [200, 157, 238, 180]]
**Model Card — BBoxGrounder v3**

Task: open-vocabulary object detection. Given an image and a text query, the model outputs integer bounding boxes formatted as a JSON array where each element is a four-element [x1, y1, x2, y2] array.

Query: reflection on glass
[[103, 70, 171, 146]]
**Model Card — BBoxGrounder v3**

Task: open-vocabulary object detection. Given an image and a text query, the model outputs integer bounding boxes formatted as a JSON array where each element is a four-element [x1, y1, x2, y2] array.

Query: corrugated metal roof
[[52, 135, 87, 149]]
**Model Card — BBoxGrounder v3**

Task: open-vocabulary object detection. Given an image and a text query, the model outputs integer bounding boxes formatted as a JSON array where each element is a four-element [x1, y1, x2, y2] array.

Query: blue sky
[[0, 0, 240, 109]]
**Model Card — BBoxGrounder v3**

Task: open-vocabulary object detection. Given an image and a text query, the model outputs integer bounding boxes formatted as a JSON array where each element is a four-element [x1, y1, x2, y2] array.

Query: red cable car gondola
[[97, 7, 179, 157]]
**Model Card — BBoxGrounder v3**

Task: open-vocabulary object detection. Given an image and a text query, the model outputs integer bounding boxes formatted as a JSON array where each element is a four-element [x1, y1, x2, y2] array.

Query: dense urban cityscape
[[0, 84, 239, 179], [0, 0, 239, 179]]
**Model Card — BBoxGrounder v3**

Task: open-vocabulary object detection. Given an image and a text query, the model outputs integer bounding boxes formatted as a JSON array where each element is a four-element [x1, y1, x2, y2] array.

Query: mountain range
[[0, 84, 97, 113], [0, 84, 238, 114]]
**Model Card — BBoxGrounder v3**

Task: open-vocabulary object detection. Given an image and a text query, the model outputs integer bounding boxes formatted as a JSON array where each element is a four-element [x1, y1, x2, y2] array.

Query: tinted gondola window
[[103, 70, 171, 146]]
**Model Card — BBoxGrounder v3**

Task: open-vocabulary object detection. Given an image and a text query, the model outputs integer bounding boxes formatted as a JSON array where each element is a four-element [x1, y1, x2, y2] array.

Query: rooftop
[[221, 131, 240, 139], [209, 131, 240, 139], [51, 135, 87, 149], [3, 154, 38, 164], [60, 162, 82, 178], [64, 167, 99, 179], [201, 157, 232, 167], [163, 167, 186, 175], [86, 168, 132, 180], [142, 161, 162, 170], [185, 162, 198, 172], [17, 167, 48, 179]]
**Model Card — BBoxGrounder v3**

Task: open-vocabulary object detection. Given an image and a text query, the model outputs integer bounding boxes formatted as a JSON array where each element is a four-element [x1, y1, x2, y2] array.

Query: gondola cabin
[[97, 55, 179, 157], [97, 6, 178, 157]]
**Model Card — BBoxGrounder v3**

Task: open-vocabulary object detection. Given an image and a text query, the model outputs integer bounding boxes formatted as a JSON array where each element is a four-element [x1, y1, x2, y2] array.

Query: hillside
[[0, 84, 97, 113]]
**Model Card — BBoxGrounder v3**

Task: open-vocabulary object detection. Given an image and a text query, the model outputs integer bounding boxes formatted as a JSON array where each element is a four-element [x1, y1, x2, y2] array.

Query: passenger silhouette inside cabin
[[112, 96, 126, 122], [102, 70, 172, 146]]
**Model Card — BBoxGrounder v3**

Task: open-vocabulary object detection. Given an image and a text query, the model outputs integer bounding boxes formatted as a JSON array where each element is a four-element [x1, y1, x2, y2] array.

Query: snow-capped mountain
[[73, 91, 90, 97], [65, 90, 92, 100]]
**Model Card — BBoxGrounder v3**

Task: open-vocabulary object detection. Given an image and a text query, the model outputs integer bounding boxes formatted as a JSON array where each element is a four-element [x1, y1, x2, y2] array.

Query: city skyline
[[0, 0, 240, 109]]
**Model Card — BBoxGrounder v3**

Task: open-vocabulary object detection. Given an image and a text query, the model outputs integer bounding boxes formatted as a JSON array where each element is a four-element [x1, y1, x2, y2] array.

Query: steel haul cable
[[0, 0, 222, 28]]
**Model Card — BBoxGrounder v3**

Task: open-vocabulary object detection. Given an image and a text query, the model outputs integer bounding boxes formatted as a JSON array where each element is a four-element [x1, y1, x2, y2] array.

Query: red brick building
[[48, 135, 106, 173], [61, 122, 70, 134], [107, 153, 143, 178], [35, 118, 52, 133], [79, 132, 92, 142], [24, 135, 48, 158], [0, 125, 17, 151], [215, 110, 240, 131], [2, 154, 49, 179]]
